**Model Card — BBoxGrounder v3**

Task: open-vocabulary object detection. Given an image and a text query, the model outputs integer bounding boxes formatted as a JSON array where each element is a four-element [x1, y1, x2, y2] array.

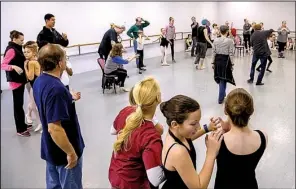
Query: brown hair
[[225, 88, 254, 127], [10, 30, 23, 41], [169, 17, 174, 21], [38, 44, 65, 71], [254, 24, 262, 30], [212, 23, 217, 28], [110, 43, 123, 57], [23, 41, 38, 55], [160, 95, 200, 126]]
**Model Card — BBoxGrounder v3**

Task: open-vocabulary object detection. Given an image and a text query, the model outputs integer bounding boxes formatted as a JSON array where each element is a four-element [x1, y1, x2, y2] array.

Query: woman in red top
[[110, 85, 164, 136], [109, 77, 165, 189]]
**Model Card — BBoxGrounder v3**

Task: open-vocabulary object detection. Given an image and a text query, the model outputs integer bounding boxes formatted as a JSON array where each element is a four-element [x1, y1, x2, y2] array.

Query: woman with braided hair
[[108, 77, 165, 189]]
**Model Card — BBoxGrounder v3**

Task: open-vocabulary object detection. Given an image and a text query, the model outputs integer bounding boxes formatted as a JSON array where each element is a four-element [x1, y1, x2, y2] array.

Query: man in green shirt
[[127, 17, 150, 66]]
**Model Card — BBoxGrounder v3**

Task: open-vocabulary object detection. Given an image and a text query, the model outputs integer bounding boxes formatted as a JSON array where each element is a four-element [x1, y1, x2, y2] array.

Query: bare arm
[[172, 145, 216, 189], [48, 121, 76, 155], [204, 29, 212, 46], [152, 35, 162, 43], [65, 67, 73, 76], [25, 61, 35, 81]]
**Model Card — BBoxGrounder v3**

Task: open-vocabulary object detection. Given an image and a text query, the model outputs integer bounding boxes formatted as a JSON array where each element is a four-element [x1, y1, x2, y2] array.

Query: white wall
[[1, 2, 218, 54], [217, 2, 295, 31]]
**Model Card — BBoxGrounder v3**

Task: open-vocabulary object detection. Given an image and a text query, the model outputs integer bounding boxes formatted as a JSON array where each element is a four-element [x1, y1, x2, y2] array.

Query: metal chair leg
[[113, 78, 117, 94]]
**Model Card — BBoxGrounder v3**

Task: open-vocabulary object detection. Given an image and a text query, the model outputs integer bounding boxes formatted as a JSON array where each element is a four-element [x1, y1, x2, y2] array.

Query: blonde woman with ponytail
[[109, 77, 165, 189]]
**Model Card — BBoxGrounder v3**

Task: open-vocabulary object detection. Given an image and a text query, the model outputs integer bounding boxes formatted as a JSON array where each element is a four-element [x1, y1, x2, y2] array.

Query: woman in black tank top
[[159, 95, 224, 189], [215, 88, 268, 189]]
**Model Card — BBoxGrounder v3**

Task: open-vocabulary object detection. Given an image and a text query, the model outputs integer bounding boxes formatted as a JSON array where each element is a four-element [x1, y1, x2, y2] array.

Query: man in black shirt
[[98, 25, 125, 61], [37, 14, 69, 50], [191, 17, 199, 57], [247, 24, 274, 86]]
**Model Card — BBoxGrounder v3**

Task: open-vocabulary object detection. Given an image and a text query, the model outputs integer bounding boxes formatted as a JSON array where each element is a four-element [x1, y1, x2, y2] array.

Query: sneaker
[[17, 131, 31, 137], [26, 114, 33, 125], [34, 124, 42, 132], [140, 68, 146, 71], [120, 87, 130, 92], [172, 59, 176, 63], [266, 69, 272, 72], [161, 63, 170, 66], [247, 79, 253, 84], [256, 82, 264, 86]]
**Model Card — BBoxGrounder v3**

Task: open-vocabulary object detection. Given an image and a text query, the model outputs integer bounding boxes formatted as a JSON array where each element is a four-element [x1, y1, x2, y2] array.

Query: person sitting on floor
[[185, 34, 193, 52], [104, 43, 138, 92]]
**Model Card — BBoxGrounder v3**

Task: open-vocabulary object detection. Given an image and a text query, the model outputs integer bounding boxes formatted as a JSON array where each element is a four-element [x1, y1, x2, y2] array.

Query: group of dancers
[[0, 12, 290, 189]]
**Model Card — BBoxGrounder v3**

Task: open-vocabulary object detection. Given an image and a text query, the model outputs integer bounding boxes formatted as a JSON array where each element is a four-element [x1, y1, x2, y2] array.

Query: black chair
[[97, 58, 118, 94]]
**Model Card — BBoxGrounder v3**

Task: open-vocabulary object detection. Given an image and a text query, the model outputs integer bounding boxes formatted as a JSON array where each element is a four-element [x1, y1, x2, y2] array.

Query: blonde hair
[[129, 86, 136, 105], [113, 77, 161, 152], [23, 41, 38, 56]]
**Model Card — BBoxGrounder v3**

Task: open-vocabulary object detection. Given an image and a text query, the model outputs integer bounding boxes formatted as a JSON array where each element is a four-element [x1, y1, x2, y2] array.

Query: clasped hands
[[206, 117, 231, 134]]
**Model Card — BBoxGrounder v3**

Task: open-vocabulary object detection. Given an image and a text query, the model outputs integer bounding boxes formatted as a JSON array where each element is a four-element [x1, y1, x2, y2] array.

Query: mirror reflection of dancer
[[166, 17, 176, 63], [127, 17, 150, 67], [153, 28, 172, 66], [98, 24, 126, 61]]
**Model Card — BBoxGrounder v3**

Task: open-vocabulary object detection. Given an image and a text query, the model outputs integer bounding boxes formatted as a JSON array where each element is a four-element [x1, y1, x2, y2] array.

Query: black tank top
[[196, 26, 207, 43], [214, 130, 266, 189], [160, 35, 169, 47], [161, 130, 196, 189], [29, 75, 38, 88]]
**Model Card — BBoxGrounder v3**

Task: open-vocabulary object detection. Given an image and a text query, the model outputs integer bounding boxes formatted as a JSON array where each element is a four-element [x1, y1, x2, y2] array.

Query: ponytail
[[113, 106, 143, 152]]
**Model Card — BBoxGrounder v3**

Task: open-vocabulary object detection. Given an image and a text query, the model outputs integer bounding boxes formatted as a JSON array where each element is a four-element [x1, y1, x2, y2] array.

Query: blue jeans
[[249, 55, 268, 84], [133, 39, 139, 65], [46, 157, 83, 189], [218, 80, 227, 103]]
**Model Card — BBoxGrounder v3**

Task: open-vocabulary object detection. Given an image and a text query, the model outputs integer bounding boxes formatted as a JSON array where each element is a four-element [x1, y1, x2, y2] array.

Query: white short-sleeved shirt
[[61, 60, 72, 86]]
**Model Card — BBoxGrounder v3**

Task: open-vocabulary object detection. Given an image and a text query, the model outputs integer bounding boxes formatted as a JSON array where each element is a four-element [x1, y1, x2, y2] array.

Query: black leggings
[[277, 41, 286, 52], [12, 84, 27, 133], [99, 51, 109, 62], [108, 68, 127, 87], [137, 50, 144, 69], [243, 34, 251, 49]]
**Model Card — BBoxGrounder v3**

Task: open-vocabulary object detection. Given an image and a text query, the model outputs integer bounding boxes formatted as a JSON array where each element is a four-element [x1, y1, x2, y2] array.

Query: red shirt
[[109, 106, 163, 189]]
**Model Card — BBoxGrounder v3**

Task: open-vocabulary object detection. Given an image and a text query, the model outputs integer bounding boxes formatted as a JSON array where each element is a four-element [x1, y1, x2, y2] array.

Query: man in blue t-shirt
[[33, 44, 84, 189]]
